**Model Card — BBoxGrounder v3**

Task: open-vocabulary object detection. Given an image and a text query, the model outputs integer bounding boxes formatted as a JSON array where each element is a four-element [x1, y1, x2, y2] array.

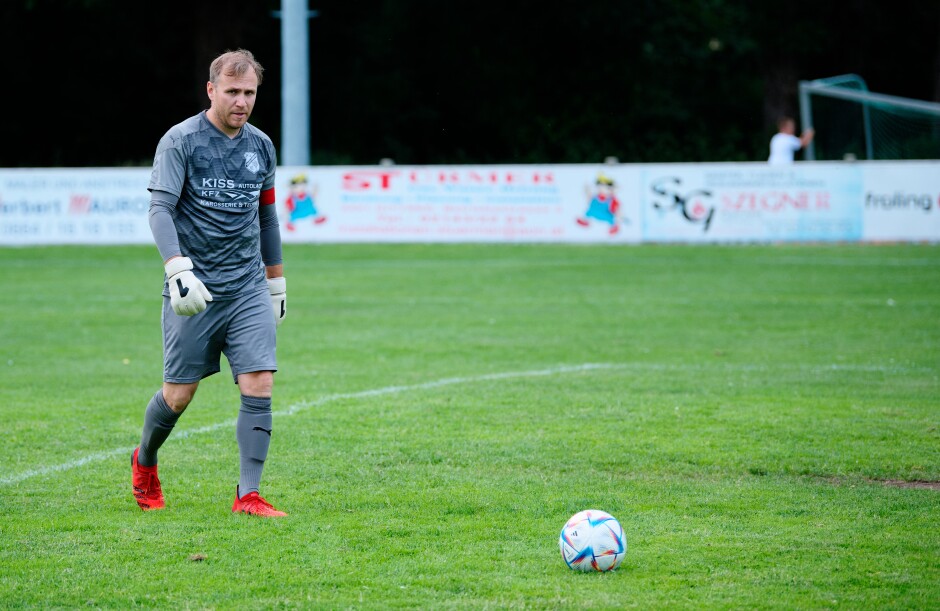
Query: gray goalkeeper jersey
[[149, 111, 277, 300]]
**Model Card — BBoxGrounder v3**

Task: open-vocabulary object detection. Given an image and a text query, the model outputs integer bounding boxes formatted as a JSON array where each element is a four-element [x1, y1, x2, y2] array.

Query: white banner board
[[860, 162, 940, 241], [0, 168, 152, 245], [639, 163, 865, 242], [276, 165, 641, 243], [1, 162, 937, 245]]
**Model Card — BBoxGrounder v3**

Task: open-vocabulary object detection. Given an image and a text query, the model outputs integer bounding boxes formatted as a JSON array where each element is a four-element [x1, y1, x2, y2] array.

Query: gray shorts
[[162, 288, 277, 384]]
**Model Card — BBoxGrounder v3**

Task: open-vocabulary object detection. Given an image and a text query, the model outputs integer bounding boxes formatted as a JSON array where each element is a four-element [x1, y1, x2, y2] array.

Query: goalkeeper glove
[[267, 277, 287, 327], [165, 256, 213, 316]]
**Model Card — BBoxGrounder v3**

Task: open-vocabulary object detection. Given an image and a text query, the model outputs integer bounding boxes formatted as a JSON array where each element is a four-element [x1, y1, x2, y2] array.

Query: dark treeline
[[2, 0, 938, 167]]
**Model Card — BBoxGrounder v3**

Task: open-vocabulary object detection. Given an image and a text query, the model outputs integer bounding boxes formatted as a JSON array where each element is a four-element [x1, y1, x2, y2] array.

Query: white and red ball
[[559, 509, 626, 572]]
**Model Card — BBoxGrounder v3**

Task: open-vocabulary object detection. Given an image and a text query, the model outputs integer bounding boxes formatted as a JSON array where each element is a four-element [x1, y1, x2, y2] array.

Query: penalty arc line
[[0, 363, 623, 488]]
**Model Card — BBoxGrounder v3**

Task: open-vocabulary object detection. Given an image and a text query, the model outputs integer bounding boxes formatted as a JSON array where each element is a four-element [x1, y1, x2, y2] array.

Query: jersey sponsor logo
[[196, 198, 255, 209], [203, 178, 236, 189], [224, 191, 256, 201], [244, 152, 261, 174]]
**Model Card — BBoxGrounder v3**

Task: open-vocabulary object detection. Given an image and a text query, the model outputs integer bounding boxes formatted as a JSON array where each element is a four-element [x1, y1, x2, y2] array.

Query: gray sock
[[138, 390, 180, 467], [237, 395, 273, 496]]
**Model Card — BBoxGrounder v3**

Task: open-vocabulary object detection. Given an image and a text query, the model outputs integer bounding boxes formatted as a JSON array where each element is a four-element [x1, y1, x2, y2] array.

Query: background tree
[[1, 0, 936, 167]]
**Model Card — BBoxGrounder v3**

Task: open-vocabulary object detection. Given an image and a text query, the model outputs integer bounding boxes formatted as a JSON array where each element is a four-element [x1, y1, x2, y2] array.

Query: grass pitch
[[0, 243, 937, 609]]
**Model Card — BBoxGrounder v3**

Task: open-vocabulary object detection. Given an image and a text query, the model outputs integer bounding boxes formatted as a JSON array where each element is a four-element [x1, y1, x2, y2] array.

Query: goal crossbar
[[798, 74, 940, 160]]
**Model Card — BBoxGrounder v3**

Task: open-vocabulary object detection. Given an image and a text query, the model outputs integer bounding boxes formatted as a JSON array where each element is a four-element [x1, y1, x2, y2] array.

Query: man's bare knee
[[238, 371, 274, 398], [162, 382, 199, 413]]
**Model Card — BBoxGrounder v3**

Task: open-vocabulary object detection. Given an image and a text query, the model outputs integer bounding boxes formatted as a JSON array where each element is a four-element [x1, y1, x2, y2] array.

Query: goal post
[[799, 74, 940, 161]]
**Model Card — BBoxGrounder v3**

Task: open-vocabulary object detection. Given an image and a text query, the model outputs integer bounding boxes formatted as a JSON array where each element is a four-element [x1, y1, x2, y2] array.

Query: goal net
[[799, 74, 940, 161]]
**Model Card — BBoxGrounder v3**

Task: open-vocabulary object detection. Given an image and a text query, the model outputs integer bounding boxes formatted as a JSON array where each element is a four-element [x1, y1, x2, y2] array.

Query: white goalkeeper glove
[[267, 277, 287, 327], [165, 256, 213, 316]]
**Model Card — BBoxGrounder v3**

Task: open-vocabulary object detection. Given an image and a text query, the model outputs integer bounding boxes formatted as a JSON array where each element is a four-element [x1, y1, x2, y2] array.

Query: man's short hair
[[209, 49, 264, 85]]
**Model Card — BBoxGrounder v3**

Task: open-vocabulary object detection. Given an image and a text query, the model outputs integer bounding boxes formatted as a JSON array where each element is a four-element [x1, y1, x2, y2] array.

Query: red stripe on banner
[[260, 188, 276, 205]]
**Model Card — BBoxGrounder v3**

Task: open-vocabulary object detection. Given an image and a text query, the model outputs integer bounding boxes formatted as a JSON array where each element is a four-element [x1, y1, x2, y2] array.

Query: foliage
[[3, 1, 938, 166]]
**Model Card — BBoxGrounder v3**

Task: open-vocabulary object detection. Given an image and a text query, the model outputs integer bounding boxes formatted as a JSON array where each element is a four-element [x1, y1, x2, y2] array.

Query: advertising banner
[[640, 163, 865, 242], [0, 168, 152, 245], [274, 165, 641, 243], [861, 162, 940, 241], [1, 162, 938, 245]]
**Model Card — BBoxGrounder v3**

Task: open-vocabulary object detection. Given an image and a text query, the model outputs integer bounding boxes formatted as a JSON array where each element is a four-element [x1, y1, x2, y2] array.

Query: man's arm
[[259, 189, 286, 326], [148, 190, 182, 263], [800, 128, 815, 148], [265, 264, 284, 279], [258, 191, 283, 272], [149, 190, 212, 316]]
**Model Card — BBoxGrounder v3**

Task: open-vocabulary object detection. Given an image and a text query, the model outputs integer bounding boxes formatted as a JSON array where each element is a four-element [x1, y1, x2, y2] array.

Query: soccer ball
[[559, 509, 626, 572]]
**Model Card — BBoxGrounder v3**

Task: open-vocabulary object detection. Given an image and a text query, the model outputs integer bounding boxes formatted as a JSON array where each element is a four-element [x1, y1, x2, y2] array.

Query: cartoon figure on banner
[[576, 173, 625, 235], [284, 173, 326, 231]]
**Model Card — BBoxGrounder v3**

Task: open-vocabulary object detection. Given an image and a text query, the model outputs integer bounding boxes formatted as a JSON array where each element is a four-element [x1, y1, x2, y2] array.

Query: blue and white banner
[[0, 168, 151, 245], [639, 163, 865, 242]]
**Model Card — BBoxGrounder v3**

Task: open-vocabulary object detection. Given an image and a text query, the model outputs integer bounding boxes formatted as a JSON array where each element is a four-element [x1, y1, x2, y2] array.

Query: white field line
[[0, 363, 622, 488], [1, 360, 930, 488]]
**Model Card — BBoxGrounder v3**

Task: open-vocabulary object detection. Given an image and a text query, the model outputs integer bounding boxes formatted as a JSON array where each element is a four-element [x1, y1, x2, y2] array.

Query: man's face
[[781, 120, 795, 135], [207, 68, 258, 136]]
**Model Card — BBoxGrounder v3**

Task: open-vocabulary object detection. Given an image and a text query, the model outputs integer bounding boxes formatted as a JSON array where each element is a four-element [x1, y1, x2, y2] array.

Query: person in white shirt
[[768, 117, 815, 164]]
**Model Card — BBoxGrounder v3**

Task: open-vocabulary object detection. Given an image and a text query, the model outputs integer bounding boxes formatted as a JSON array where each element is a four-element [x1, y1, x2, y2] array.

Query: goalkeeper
[[131, 49, 288, 517]]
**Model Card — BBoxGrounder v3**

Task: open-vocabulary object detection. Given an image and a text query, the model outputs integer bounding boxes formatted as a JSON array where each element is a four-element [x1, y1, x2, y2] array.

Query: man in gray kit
[[132, 49, 288, 517]]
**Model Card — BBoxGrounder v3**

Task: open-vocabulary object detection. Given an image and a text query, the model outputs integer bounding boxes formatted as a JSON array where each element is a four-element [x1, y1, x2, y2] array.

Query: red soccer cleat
[[232, 487, 287, 517], [131, 447, 165, 511]]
